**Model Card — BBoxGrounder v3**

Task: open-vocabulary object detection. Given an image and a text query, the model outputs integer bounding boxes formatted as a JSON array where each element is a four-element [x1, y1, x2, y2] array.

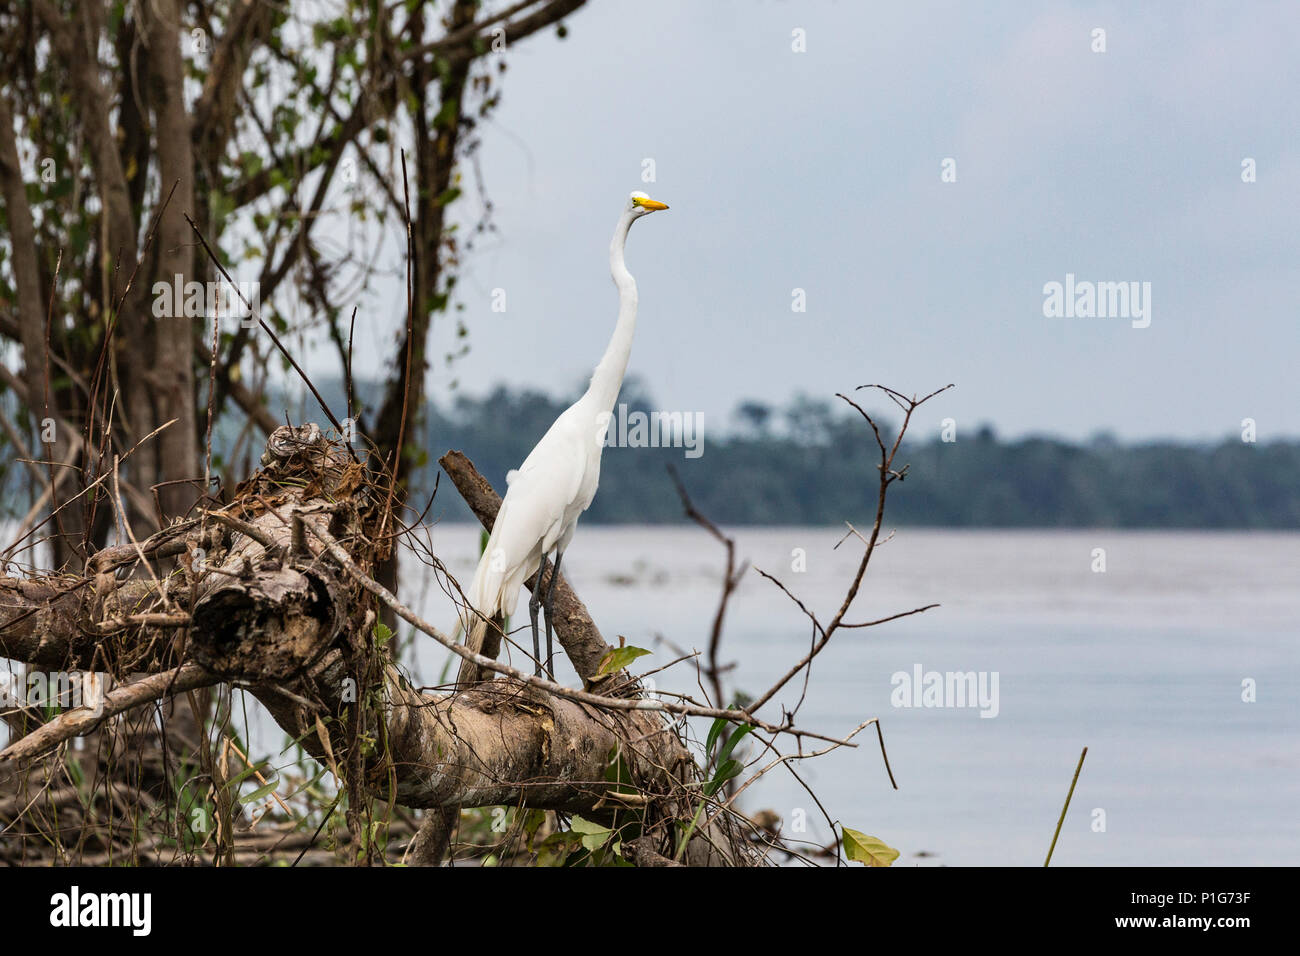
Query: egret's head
[[629, 190, 669, 218]]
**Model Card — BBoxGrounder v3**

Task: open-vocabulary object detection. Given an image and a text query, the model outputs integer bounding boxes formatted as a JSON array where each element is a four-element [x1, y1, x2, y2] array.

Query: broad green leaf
[[569, 816, 613, 853], [595, 645, 651, 678], [842, 827, 899, 867], [536, 831, 581, 867]]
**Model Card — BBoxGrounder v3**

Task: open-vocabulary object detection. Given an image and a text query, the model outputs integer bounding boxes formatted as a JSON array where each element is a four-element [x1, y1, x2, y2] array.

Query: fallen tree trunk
[[0, 425, 758, 865]]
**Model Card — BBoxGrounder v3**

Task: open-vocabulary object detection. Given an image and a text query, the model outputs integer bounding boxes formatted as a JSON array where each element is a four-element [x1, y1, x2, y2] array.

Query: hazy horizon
[[280, 373, 1288, 448]]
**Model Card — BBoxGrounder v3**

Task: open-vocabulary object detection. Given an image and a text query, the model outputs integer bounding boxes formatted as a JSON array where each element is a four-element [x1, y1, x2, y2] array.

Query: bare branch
[[0, 664, 215, 765]]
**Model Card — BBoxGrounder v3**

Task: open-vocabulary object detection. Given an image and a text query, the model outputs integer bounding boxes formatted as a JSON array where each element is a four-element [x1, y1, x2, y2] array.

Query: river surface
[[410, 526, 1300, 866]]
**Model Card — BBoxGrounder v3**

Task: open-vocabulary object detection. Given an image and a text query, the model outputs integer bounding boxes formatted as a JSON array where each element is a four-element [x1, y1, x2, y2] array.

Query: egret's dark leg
[[543, 549, 564, 679], [529, 560, 546, 677]]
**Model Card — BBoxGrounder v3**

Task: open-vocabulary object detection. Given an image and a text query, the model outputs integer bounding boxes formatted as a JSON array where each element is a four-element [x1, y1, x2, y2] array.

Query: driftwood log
[[0, 425, 756, 865]]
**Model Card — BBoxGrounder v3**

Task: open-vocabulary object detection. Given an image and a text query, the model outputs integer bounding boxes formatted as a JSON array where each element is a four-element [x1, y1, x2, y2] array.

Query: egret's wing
[[508, 417, 589, 542], [470, 417, 589, 617]]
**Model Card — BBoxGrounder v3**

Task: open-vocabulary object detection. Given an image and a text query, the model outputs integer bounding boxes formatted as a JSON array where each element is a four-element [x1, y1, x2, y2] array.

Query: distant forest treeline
[[269, 378, 1300, 529]]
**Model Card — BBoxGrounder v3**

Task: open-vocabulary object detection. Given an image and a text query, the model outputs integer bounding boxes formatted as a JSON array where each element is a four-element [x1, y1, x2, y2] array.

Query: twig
[[381, 149, 417, 539], [1044, 746, 1088, 866], [841, 603, 940, 628], [667, 463, 747, 716], [183, 214, 356, 461], [744, 384, 953, 717], [0, 664, 216, 764]]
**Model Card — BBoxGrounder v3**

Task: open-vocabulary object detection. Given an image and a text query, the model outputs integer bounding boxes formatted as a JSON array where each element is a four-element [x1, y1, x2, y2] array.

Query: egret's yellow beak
[[635, 197, 669, 211]]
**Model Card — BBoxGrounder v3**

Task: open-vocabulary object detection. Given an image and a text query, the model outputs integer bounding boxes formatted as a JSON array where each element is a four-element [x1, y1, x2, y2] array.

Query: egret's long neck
[[585, 210, 638, 413]]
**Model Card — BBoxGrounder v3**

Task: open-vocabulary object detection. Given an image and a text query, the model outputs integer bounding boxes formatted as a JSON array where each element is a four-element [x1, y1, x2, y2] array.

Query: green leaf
[[842, 827, 899, 867], [705, 759, 742, 797], [432, 98, 459, 129], [220, 763, 262, 791], [705, 717, 728, 757], [521, 809, 547, 848], [604, 746, 635, 794], [595, 645, 651, 678], [242, 778, 281, 805], [535, 831, 581, 867], [239, 151, 263, 177], [374, 622, 393, 647], [716, 723, 754, 767], [569, 816, 613, 853]]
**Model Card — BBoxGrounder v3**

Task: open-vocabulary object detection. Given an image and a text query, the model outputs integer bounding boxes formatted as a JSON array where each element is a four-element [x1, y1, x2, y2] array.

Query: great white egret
[[457, 190, 669, 683]]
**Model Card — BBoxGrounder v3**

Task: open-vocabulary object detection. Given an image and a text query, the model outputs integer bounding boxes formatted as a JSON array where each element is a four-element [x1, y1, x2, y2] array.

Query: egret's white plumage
[[458, 191, 669, 682]]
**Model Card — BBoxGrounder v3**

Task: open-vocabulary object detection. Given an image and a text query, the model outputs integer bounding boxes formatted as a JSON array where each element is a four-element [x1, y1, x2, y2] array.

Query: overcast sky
[[335, 0, 1300, 442]]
